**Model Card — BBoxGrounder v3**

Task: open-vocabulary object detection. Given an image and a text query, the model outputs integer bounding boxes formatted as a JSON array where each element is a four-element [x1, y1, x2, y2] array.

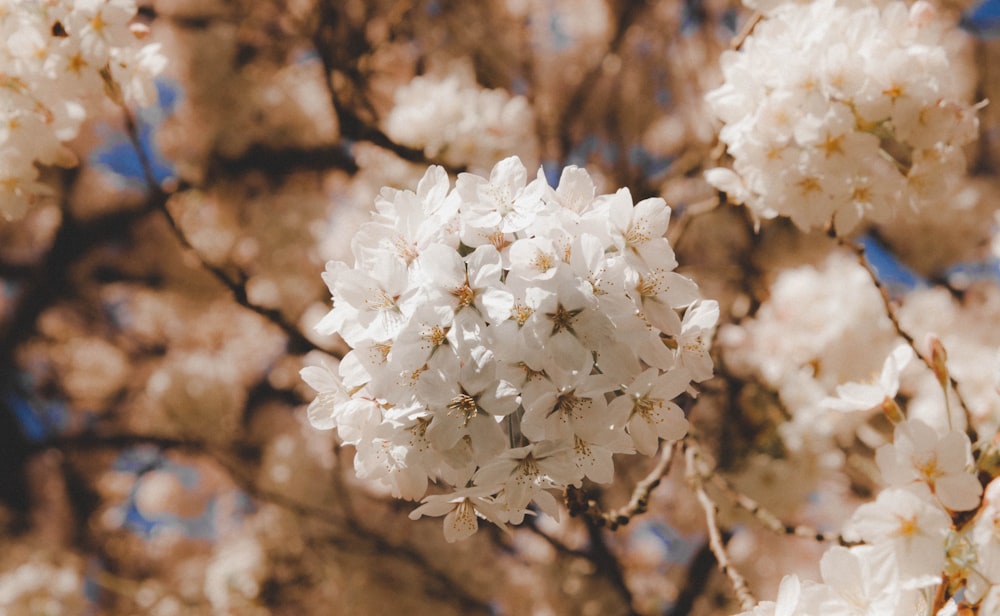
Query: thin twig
[[581, 514, 641, 616], [841, 238, 977, 440], [706, 473, 845, 545], [117, 107, 320, 356], [730, 12, 762, 51], [685, 442, 756, 610], [566, 440, 678, 530]]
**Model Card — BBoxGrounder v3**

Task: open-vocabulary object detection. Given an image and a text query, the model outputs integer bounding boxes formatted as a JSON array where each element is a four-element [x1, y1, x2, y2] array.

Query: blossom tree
[[3, 0, 1000, 615]]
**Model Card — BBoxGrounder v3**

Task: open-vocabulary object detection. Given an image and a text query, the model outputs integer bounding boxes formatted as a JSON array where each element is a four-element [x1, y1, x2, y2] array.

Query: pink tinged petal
[[650, 368, 692, 401], [819, 546, 867, 600], [628, 414, 659, 456], [490, 156, 528, 190], [443, 500, 479, 542], [416, 165, 450, 211], [935, 431, 972, 473], [627, 198, 671, 244], [467, 414, 505, 461], [479, 380, 519, 416], [935, 473, 982, 512], [408, 498, 455, 520], [554, 166, 596, 213], [420, 243, 464, 286], [467, 244, 504, 286], [576, 439, 615, 484], [306, 399, 337, 430], [900, 419, 939, 453], [657, 404, 689, 441], [299, 364, 339, 393], [773, 575, 802, 616], [605, 188, 636, 236], [427, 415, 465, 451], [875, 443, 912, 487], [642, 298, 683, 334], [477, 287, 515, 324], [705, 167, 750, 204], [828, 382, 885, 411], [532, 489, 563, 521], [879, 345, 914, 393]]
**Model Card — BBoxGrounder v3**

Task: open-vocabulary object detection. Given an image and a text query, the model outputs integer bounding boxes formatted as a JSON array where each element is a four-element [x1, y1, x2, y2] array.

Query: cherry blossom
[[303, 158, 716, 537]]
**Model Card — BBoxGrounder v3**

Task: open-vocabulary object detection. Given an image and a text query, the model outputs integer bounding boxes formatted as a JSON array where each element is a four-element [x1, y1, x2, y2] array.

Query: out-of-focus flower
[[875, 419, 982, 511], [0, 0, 165, 219], [822, 344, 914, 413], [705, 0, 979, 234], [384, 60, 539, 173]]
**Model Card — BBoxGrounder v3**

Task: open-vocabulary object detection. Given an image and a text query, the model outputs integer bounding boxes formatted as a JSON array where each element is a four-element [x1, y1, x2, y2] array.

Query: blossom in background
[[302, 156, 717, 538], [875, 418, 982, 511], [705, 0, 979, 234], [822, 344, 914, 413], [383, 60, 539, 173], [0, 0, 165, 219]]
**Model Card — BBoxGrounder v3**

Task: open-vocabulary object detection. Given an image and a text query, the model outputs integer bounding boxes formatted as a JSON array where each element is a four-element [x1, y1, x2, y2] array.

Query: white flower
[[823, 344, 914, 412], [736, 574, 803, 616], [677, 300, 720, 383], [299, 359, 347, 430], [875, 419, 982, 511], [457, 156, 549, 234], [307, 157, 714, 538], [610, 367, 691, 455], [519, 365, 618, 443], [417, 242, 514, 325], [408, 485, 509, 542], [383, 61, 539, 171], [315, 255, 413, 345], [0, 0, 163, 219], [843, 487, 951, 584], [473, 442, 577, 524], [813, 545, 922, 615], [705, 0, 979, 232]]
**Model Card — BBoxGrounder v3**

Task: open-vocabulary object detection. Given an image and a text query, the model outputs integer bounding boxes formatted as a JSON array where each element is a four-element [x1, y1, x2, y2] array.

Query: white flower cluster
[[0, 0, 166, 219], [705, 0, 979, 233], [383, 61, 539, 173], [302, 156, 718, 541], [739, 416, 985, 616], [721, 251, 898, 454], [0, 558, 85, 614]]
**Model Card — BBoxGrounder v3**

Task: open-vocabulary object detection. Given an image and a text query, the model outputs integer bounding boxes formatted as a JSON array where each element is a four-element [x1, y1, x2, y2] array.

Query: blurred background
[[3, 0, 1000, 614]]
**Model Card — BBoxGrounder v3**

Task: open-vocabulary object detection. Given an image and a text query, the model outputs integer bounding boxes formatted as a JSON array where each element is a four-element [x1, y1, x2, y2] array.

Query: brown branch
[[580, 513, 640, 616], [566, 440, 678, 530], [667, 540, 721, 616], [307, 2, 464, 175], [556, 0, 649, 167], [841, 238, 977, 441], [49, 428, 492, 614], [730, 12, 763, 51], [685, 441, 756, 610], [706, 472, 845, 545], [117, 107, 320, 356]]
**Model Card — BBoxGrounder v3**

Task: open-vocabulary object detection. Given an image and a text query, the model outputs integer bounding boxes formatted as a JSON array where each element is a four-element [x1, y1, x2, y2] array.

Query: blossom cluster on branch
[[384, 59, 540, 173], [705, 0, 979, 233], [4, 0, 1000, 613], [0, 0, 164, 219], [302, 156, 718, 541]]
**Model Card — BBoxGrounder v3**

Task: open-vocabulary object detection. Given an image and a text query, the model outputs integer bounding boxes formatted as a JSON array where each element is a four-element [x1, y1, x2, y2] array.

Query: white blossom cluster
[[721, 251, 898, 455], [383, 61, 540, 173], [739, 412, 986, 615], [0, 557, 85, 614], [302, 156, 718, 541], [705, 0, 979, 234], [0, 0, 166, 219]]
